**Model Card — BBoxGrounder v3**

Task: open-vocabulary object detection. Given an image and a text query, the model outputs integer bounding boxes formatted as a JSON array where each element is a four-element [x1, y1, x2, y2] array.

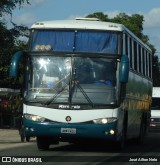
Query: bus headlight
[[24, 114, 45, 122], [93, 118, 117, 124]]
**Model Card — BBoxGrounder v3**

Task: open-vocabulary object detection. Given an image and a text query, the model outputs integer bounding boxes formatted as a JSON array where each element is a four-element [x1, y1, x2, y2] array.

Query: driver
[[41, 64, 61, 88]]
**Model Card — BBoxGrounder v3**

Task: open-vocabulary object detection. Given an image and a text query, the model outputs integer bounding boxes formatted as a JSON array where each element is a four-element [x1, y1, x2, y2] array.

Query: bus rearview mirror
[[119, 55, 129, 83], [9, 51, 24, 77]]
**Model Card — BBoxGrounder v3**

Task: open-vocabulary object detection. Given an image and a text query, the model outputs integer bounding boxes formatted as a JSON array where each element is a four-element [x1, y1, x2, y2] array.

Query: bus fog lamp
[[25, 127, 29, 131], [110, 129, 115, 135], [105, 131, 109, 135], [30, 128, 34, 132]]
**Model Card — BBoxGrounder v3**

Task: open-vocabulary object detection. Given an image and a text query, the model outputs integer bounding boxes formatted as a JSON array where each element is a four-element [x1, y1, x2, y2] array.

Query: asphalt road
[[0, 129, 160, 165]]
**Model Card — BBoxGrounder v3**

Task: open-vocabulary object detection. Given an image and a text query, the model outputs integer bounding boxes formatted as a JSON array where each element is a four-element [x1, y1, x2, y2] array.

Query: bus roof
[[31, 19, 124, 31], [31, 18, 151, 52]]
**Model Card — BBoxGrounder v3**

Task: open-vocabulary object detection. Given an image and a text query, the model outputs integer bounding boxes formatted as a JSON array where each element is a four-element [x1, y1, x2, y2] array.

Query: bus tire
[[26, 137, 30, 142], [20, 134, 25, 142], [37, 137, 50, 150], [137, 115, 145, 144], [117, 129, 125, 150], [117, 115, 128, 150], [144, 112, 149, 136]]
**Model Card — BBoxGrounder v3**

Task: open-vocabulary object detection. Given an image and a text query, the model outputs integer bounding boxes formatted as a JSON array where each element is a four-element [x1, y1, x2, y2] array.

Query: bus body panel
[[24, 104, 118, 123], [24, 118, 118, 141], [23, 104, 125, 142], [125, 70, 152, 137]]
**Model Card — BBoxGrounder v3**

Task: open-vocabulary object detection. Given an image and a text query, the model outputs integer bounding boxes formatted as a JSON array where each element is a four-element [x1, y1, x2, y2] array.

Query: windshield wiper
[[43, 74, 70, 106], [25, 99, 45, 104], [71, 67, 94, 107], [43, 61, 94, 107], [43, 83, 68, 105], [75, 82, 94, 107]]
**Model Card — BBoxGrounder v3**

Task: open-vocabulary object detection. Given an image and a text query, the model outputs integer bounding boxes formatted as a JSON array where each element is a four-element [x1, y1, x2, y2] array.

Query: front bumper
[[23, 118, 118, 142]]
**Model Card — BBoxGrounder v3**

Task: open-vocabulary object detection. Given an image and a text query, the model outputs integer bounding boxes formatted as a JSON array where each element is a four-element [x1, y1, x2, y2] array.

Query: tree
[[86, 12, 110, 22], [86, 12, 149, 44], [152, 55, 160, 86], [86, 12, 160, 86], [0, 0, 30, 88], [0, 0, 29, 17]]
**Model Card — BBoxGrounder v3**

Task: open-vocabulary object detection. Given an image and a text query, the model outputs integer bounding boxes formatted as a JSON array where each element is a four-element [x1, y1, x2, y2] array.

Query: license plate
[[61, 128, 76, 134]]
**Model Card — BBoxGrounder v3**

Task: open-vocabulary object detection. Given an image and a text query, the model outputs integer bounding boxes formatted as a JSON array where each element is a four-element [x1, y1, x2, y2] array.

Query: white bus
[[10, 18, 152, 150]]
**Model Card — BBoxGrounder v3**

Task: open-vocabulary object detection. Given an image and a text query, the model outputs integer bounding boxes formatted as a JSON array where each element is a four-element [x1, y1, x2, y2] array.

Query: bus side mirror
[[119, 55, 129, 83], [9, 51, 24, 77]]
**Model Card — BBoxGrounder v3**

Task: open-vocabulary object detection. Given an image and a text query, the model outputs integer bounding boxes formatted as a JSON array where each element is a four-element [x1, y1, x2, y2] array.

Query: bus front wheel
[[116, 114, 128, 150], [37, 137, 50, 150], [116, 124, 127, 150]]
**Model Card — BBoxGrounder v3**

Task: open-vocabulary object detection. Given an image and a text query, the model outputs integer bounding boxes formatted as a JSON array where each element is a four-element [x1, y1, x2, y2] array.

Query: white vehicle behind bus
[[149, 87, 160, 132]]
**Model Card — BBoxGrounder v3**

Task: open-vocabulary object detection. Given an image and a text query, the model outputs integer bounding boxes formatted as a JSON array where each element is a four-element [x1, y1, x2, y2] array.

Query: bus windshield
[[25, 55, 117, 105]]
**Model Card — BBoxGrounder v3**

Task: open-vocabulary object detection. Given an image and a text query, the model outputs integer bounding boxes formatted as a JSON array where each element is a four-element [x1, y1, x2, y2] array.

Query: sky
[[6, 0, 160, 57]]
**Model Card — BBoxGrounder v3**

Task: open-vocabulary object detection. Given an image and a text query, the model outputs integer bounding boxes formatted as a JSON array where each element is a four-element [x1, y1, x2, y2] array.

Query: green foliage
[[0, 0, 30, 17], [112, 13, 144, 38], [85, 12, 155, 51], [86, 12, 110, 22], [152, 55, 160, 86], [0, 0, 30, 88]]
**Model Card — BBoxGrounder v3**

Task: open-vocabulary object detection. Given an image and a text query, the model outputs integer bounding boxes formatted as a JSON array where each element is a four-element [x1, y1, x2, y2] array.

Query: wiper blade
[[74, 82, 94, 107], [44, 84, 68, 105], [25, 100, 44, 104], [39, 73, 70, 105], [70, 63, 94, 107]]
